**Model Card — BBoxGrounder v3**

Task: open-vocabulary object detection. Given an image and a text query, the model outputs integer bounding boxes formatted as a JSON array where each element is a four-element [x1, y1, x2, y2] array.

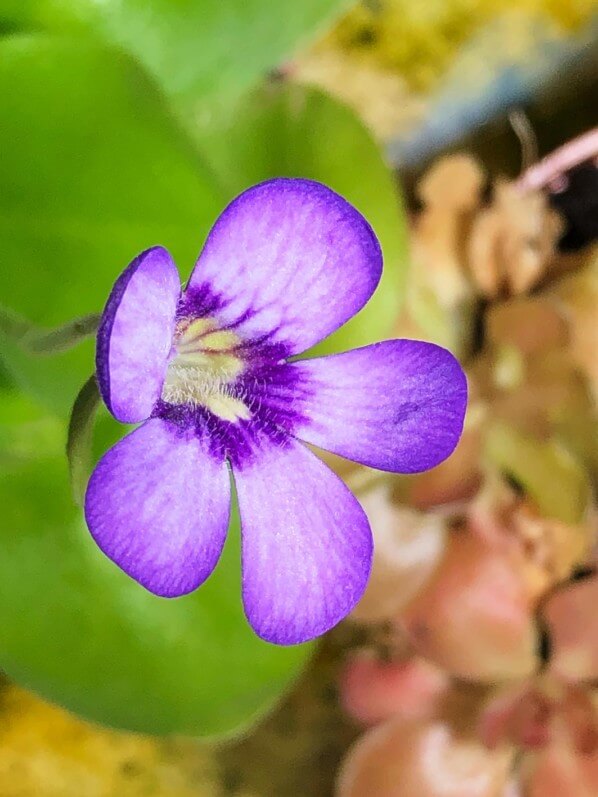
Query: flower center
[[161, 317, 251, 422]]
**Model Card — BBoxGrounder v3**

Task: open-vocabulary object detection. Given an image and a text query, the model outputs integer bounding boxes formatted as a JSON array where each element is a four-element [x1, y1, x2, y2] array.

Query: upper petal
[[84, 417, 231, 597], [234, 437, 373, 644], [184, 178, 382, 355], [289, 339, 468, 473], [97, 246, 181, 423]]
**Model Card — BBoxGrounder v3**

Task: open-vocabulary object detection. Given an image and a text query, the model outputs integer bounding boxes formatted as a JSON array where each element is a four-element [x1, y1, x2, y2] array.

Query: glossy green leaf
[[0, 35, 225, 413], [0, 0, 350, 127], [0, 392, 311, 736], [200, 83, 410, 355], [0, 390, 63, 464]]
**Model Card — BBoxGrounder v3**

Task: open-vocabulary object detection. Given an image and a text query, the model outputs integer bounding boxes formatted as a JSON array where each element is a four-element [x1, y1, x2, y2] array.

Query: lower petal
[[85, 417, 230, 597], [290, 339, 468, 473], [234, 438, 373, 645]]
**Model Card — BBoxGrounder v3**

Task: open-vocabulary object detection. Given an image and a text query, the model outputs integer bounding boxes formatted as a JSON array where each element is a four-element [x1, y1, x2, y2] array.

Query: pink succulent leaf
[[501, 778, 523, 797], [522, 739, 598, 797], [399, 528, 538, 681], [351, 485, 447, 623], [561, 686, 598, 756], [478, 682, 535, 750], [481, 679, 598, 758], [468, 476, 593, 602], [336, 719, 514, 797], [340, 651, 450, 726], [543, 575, 598, 683]]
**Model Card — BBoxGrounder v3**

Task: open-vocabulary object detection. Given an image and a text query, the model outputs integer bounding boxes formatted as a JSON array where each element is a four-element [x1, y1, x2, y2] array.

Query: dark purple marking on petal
[[289, 339, 468, 473], [96, 246, 181, 424], [185, 178, 383, 354], [233, 437, 373, 645], [84, 417, 230, 597], [153, 354, 315, 468], [175, 281, 225, 322], [152, 399, 291, 469]]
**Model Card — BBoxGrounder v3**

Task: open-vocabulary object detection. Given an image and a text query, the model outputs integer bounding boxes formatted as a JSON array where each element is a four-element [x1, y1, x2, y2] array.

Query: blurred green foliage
[[0, 36, 224, 413], [0, 0, 409, 737], [1, 0, 352, 129]]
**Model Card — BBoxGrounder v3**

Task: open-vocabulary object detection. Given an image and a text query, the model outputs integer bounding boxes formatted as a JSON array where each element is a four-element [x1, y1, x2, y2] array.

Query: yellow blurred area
[[318, 0, 596, 91], [0, 683, 217, 797], [294, 0, 597, 140]]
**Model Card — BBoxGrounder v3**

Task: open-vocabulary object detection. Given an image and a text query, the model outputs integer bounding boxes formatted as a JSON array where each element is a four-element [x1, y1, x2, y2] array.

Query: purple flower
[[84, 178, 467, 645]]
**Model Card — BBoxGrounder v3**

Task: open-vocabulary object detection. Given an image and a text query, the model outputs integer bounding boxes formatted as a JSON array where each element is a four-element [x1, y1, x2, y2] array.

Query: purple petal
[[97, 246, 181, 423], [234, 438, 373, 644], [185, 178, 382, 355], [290, 339, 468, 473], [84, 417, 230, 597]]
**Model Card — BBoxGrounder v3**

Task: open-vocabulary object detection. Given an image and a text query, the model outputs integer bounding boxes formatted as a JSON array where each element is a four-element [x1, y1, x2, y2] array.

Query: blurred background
[[0, 1, 597, 795]]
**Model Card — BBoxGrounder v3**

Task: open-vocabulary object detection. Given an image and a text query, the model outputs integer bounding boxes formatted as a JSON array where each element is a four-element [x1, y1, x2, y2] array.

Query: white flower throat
[[161, 317, 251, 422]]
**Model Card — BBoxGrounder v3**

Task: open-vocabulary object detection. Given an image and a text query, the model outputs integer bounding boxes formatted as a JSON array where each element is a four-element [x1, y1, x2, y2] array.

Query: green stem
[[66, 374, 101, 506], [0, 305, 100, 355]]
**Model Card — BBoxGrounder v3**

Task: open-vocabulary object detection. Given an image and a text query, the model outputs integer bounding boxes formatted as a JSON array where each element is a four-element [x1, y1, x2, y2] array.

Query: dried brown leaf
[[468, 181, 564, 299]]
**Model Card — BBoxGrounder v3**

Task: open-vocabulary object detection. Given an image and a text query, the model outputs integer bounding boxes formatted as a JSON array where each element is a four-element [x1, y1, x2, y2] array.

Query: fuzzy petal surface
[[290, 339, 468, 473], [85, 417, 230, 597], [234, 437, 373, 644], [96, 246, 180, 423], [184, 178, 382, 355]]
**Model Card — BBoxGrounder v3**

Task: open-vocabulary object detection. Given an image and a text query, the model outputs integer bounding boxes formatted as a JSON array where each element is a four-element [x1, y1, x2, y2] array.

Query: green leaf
[[200, 83, 410, 354], [0, 35, 225, 413], [0, 390, 63, 464], [0, 392, 311, 736], [0, 0, 350, 128]]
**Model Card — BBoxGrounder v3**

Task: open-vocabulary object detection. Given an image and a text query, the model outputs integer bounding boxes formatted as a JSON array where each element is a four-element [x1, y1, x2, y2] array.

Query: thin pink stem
[[516, 127, 598, 192]]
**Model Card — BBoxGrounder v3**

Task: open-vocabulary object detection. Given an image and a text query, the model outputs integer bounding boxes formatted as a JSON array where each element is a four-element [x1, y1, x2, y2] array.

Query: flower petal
[[290, 339, 468, 473], [234, 438, 373, 644], [85, 417, 230, 597], [97, 246, 181, 423], [184, 178, 382, 355]]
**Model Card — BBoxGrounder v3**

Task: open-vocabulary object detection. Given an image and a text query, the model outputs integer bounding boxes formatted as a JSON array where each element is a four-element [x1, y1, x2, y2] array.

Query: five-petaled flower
[[84, 178, 467, 645]]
